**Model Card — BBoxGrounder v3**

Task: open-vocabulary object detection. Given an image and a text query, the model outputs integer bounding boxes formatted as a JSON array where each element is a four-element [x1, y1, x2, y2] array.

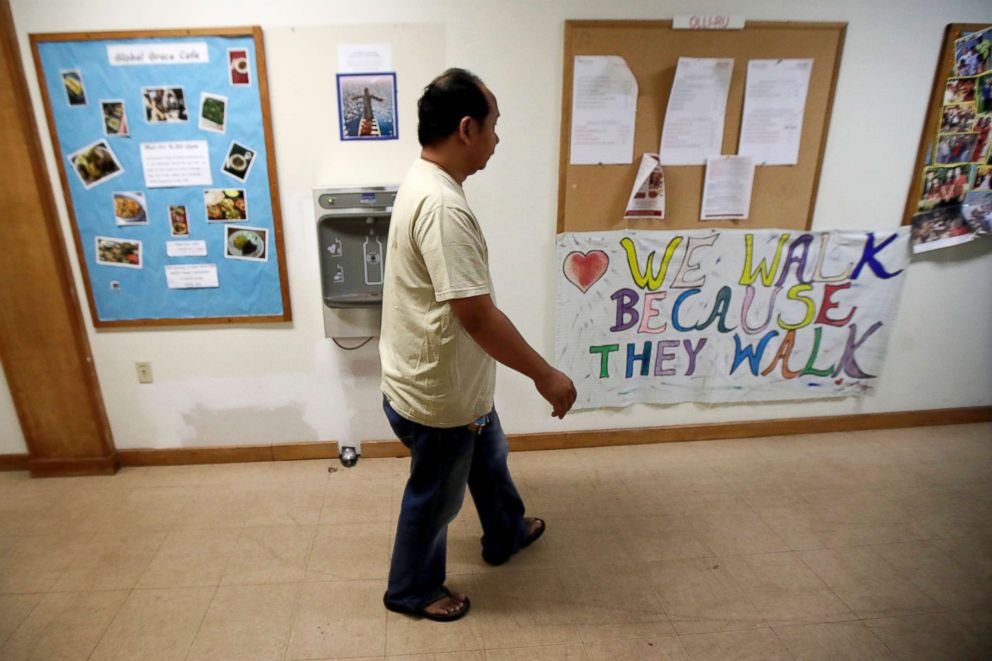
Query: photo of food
[[61, 69, 86, 106], [228, 49, 251, 86], [225, 225, 267, 261], [222, 142, 256, 181], [169, 205, 190, 236], [142, 86, 188, 123], [95, 236, 142, 268], [199, 92, 227, 133], [101, 100, 129, 137], [204, 188, 247, 222], [113, 192, 147, 226], [944, 77, 976, 105], [67, 140, 123, 189], [337, 73, 398, 140]]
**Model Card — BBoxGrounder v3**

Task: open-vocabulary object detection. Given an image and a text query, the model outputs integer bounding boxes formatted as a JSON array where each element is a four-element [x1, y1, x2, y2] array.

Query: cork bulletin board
[[557, 20, 847, 233], [902, 23, 991, 227]]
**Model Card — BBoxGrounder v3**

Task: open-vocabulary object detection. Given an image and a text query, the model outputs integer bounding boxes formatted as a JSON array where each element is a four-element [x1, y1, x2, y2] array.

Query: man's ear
[[457, 116, 473, 143]]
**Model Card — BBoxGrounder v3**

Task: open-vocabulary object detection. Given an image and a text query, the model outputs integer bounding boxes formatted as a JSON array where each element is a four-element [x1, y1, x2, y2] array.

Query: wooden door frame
[[0, 0, 117, 477]]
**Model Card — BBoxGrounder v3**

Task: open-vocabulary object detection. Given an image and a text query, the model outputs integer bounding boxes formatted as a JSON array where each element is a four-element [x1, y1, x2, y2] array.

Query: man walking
[[380, 68, 576, 621]]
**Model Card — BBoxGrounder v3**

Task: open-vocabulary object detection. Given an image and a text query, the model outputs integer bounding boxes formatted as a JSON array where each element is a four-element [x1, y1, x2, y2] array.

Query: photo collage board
[[910, 25, 992, 253], [32, 30, 290, 326]]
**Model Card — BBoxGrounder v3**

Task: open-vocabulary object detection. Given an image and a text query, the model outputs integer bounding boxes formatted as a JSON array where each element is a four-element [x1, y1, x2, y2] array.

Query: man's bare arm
[[448, 294, 576, 418]]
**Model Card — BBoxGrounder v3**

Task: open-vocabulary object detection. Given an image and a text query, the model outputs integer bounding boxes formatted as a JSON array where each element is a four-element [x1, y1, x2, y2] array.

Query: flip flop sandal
[[383, 586, 470, 622], [482, 517, 546, 566], [521, 517, 546, 548]]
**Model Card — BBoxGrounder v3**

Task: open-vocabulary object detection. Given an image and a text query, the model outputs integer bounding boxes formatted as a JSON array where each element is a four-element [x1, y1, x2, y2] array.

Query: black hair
[[417, 68, 489, 147]]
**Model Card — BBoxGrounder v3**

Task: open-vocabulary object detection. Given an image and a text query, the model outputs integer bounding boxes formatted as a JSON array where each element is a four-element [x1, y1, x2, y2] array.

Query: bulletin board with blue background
[[31, 28, 291, 327]]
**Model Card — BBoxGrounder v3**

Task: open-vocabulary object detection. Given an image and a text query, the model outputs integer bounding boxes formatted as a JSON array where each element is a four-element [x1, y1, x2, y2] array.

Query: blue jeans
[[383, 396, 529, 611]]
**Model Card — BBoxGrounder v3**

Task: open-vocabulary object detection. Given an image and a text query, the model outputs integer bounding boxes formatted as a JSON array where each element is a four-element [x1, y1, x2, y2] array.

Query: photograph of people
[[954, 28, 991, 76], [980, 72, 992, 113], [973, 164, 992, 191], [919, 165, 969, 210], [935, 132, 979, 164], [944, 77, 976, 104], [971, 113, 992, 162], [910, 204, 978, 252], [963, 190, 992, 232], [940, 103, 977, 133]]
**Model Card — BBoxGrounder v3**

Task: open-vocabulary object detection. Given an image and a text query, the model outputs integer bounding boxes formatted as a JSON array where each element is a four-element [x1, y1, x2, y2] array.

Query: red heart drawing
[[563, 250, 609, 293]]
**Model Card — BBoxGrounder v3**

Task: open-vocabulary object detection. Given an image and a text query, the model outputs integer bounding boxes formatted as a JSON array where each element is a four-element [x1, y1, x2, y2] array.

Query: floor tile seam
[[273, 581, 310, 661], [857, 610, 960, 660], [862, 541, 977, 581], [298, 523, 328, 587], [642, 561, 775, 634], [769, 620, 893, 660], [180, 584, 219, 661], [82, 586, 135, 661], [0, 591, 44, 651], [793, 542, 908, 584], [788, 550, 907, 622], [729, 624, 800, 660]]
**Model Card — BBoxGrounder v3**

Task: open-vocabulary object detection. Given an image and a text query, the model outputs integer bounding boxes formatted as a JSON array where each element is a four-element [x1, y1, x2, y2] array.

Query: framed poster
[[31, 27, 291, 327], [336, 72, 398, 141]]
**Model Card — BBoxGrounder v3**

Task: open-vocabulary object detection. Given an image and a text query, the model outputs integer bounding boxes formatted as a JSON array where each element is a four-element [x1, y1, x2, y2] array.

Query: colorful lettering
[[589, 344, 619, 378], [731, 331, 779, 376], [815, 283, 857, 326], [778, 284, 816, 330], [739, 233, 789, 286], [620, 236, 683, 291], [653, 340, 679, 376], [637, 292, 668, 334]]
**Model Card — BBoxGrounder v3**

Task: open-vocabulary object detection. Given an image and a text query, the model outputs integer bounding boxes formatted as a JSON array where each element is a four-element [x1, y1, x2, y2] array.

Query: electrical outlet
[[135, 362, 153, 384]]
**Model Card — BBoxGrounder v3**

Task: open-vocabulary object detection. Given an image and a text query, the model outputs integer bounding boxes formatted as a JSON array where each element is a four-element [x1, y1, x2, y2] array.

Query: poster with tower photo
[[336, 72, 398, 140]]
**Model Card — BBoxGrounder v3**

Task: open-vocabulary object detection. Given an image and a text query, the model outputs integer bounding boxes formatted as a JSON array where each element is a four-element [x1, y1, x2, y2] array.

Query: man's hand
[[534, 367, 577, 419]]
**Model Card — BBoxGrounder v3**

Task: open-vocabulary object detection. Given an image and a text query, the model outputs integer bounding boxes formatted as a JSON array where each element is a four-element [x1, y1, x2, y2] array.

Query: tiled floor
[[0, 423, 990, 660]]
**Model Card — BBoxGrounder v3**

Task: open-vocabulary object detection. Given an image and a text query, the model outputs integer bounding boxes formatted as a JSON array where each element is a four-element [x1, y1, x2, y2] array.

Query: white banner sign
[[555, 228, 910, 409]]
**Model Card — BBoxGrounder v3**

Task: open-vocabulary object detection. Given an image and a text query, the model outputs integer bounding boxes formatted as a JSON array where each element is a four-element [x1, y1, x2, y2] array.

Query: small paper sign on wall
[[701, 156, 755, 220]]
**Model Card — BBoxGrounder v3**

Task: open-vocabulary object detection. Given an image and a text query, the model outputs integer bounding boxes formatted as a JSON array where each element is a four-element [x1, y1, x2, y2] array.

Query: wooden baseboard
[[28, 452, 119, 477], [359, 406, 992, 458], [5, 407, 987, 470], [0, 453, 29, 471], [118, 441, 339, 467]]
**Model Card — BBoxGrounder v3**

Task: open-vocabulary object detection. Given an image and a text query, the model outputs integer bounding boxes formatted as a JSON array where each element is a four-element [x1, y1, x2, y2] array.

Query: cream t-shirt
[[379, 159, 496, 427]]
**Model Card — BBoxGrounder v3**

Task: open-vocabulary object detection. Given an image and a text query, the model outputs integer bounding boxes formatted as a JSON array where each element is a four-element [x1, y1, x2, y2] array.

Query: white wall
[[8, 0, 992, 452], [0, 364, 27, 454]]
